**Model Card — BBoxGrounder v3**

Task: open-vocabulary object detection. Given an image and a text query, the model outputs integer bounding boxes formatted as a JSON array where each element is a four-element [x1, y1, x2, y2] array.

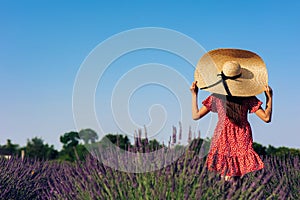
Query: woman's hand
[[190, 81, 199, 95], [264, 85, 273, 98], [190, 81, 209, 120], [256, 85, 273, 123]]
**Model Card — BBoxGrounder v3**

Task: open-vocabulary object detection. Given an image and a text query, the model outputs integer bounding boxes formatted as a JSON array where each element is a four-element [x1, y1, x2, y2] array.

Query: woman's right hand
[[264, 85, 273, 98], [190, 81, 198, 95]]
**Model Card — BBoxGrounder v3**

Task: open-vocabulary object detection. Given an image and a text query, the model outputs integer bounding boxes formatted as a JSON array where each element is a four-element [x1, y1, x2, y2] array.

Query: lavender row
[[0, 150, 299, 199]]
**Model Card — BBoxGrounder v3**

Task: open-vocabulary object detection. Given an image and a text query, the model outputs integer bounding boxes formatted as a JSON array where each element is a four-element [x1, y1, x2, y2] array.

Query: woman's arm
[[255, 85, 273, 123], [190, 81, 210, 120]]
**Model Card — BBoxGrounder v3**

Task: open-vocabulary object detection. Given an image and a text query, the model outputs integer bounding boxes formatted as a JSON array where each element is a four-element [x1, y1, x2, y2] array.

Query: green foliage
[[1, 132, 299, 162], [58, 144, 88, 162], [60, 131, 80, 148], [58, 131, 89, 162], [0, 139, 19, 155], [265, 145, 300, 157], [24, 137, 58, 160], [148, 139, 162, 150], [100, 134, 131, 150], [266, 145, 277, 156], [253, 142, 267, 155], [79, 128, 98, 144]]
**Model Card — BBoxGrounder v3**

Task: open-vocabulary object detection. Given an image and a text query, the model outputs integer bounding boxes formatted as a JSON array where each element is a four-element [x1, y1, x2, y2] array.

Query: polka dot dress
[[203, 95, 264, 177]]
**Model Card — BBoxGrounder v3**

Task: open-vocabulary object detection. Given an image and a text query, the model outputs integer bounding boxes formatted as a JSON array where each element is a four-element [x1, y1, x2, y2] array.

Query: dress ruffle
[[206, 149, 264, 176], [202, 95, 265, 177]]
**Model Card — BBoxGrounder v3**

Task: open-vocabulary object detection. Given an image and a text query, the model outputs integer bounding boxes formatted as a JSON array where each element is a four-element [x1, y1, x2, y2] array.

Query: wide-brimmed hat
[[194, 48, 268, 96]]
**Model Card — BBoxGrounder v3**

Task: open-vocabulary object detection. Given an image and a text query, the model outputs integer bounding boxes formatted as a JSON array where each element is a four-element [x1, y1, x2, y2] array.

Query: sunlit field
[[1, 140, 299, 200]]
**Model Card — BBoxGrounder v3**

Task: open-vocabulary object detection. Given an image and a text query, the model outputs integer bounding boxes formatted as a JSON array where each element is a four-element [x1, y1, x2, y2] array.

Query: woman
[[191, 48, 273, 181]]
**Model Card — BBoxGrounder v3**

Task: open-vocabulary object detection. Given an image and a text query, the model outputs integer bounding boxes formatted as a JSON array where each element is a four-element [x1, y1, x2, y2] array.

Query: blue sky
[[0, 1, 299, 149]]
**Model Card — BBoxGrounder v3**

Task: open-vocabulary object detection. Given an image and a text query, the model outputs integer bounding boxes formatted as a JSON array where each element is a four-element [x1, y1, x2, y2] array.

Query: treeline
[[188, 138, 300, 158], [0, 129, 99, 161], [1, 128, 299, 162]]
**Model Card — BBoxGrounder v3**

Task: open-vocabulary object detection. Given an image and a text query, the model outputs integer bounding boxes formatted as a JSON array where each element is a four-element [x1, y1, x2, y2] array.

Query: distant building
[[0, 148, 12, 159], [0, 149, 25, 160]]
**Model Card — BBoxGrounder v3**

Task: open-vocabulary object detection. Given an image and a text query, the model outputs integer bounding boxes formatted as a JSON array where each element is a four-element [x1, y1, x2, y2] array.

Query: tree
[[99, 134, 131, 150], [146, 139, 163, 152], [25, 137, 58, 160], [253, 142, 267, 156], [79, 128, 98, 144], [0, 139, 19, 155], [266, 145, 277, 156], [60, 131, 80, 149], [59, 131, 88, 161]]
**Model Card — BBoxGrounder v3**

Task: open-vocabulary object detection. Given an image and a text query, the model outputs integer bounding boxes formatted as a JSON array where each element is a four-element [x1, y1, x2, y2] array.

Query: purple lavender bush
[[44, 151, 300, 199], [0, 157, 48, 200], [0, 144, 299, 199]]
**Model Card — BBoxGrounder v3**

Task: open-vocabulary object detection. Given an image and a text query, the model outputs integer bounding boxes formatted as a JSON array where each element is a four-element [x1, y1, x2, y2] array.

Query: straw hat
[[194, 48, 268, 96]]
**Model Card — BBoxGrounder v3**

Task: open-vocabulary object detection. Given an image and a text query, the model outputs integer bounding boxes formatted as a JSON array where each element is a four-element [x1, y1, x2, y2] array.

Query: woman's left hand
[[190, 81, 198, 95], [264, 85, 273, 98]]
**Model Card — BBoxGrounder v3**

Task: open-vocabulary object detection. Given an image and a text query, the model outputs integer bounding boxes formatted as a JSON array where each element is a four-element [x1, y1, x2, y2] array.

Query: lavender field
[[0, 146, 299, 200]]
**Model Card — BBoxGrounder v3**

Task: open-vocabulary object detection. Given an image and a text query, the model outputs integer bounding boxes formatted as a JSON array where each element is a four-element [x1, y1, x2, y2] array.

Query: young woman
[[191, 48, 273, 181]]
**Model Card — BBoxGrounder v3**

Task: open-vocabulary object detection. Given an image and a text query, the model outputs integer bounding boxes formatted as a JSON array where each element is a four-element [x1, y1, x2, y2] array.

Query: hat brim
[[194, 48, 268, 97]]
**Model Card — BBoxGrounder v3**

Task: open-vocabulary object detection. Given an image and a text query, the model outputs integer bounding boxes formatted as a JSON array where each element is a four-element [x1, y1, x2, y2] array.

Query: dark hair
[[212, 94, 251, 126]]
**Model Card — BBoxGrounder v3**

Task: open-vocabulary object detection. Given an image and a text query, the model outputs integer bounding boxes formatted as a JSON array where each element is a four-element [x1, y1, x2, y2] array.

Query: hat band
[[200, 71, 242, 96], [218, 71, 242, 80]]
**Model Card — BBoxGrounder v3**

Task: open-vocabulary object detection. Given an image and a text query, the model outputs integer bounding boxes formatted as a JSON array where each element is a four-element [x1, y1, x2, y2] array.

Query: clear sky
[[1, 1, 299, 150]]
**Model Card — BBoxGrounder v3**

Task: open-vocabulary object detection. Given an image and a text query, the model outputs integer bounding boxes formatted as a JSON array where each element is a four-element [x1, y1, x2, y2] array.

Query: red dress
[[203, 95, 264, 177]]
